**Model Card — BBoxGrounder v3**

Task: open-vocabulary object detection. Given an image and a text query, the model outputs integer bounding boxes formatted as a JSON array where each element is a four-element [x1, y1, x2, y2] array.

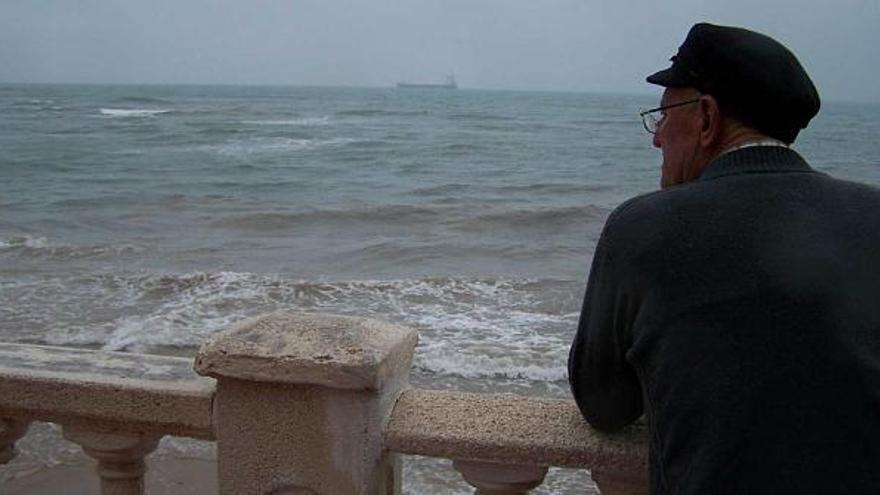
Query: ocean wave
[[99, 108, 171, 117], [197, 126, 247, 136], [410, 183, 473, 196], [242, 116, 330, 126], [0, 235, 142, 259], [30, 244, 142, 260], [0, 235, 49, 250], [442, 142, 486, 153], [569, 117, 633, 126], [211, 204, 442, 230], [211, 137, 358, 156], [50, 195, 131, 208], [415, 354, 569, 382], [7, 99, 64, 112], [408, 302, 577, 382], [447, 111, 516, 122], [112, 96, 172, 105], [335, 109, 428, 118], [493, 183, 614, 195], [210, 203, 608, 235], [453, 205, 609, 231], [49, 193, 237, 210], [344, 139, 390, 149], [4, 272, 581, 383]]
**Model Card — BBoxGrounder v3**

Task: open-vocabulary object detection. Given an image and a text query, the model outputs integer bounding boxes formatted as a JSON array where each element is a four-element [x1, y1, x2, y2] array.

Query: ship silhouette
[[396, 74, 457, 89]]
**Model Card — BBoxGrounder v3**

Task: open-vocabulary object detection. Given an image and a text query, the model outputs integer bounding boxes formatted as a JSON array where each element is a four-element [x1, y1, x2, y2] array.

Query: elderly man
[[568, 23, 880, 494]]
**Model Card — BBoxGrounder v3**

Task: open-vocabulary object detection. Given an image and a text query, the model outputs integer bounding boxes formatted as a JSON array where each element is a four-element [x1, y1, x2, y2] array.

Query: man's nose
[[652, 132, 661, 148]]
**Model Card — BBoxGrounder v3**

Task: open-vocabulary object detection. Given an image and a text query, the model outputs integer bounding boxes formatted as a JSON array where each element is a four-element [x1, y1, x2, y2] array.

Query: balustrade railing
[[0, 341, 215, 494], [386, 389, 647, 494], [0, 311, 648, 494]]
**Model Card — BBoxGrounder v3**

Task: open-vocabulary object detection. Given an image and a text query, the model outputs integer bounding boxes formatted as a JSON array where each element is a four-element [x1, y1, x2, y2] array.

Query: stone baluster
[[453, 460, 548, 495], [194, 311, 417, 495], [62, 426, 161, 495], [0, 418, 30, 464]]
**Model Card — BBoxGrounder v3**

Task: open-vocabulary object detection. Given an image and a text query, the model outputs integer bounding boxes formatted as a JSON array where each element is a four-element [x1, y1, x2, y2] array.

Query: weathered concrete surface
[[195, 311, 417, 495], [385, 389, 648, 476], [63, 426, 161, 495], [212, 379, 402, 495], [453, 460, 549, 494], [194, 311, 418, 390], [0, 343, 215, 439]]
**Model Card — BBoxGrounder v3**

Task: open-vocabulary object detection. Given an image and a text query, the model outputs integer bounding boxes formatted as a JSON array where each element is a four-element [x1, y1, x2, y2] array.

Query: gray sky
[[2, 0, 878, 102]]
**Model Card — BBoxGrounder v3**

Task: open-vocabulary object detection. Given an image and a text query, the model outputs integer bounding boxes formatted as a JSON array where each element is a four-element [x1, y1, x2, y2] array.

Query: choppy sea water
[[1, 84, 879, 492]]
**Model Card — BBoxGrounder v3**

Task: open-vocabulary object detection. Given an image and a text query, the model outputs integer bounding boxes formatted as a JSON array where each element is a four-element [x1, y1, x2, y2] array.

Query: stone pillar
[[453, 460, 548, 495], [0, 418, 30, 464], [62, 426, 161, 495], [194, 311, 418, 495]]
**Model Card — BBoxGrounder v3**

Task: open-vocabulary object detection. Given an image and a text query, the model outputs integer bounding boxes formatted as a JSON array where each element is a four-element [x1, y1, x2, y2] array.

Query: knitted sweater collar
[[700, 146, 816, 182]]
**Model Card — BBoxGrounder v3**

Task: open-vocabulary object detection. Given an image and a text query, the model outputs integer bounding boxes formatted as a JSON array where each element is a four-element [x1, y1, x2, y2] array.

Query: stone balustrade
[[0, 342, 215, 494], [0, 311, 648, 494], [386, 389, 648, 494]]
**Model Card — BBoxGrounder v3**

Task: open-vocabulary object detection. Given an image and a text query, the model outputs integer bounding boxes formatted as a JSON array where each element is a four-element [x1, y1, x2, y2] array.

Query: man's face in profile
[[653, 87, 704, 189]]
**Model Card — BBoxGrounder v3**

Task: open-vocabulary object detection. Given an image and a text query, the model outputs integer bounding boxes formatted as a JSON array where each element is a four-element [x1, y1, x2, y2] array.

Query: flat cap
[[647, 23, 820, 143]]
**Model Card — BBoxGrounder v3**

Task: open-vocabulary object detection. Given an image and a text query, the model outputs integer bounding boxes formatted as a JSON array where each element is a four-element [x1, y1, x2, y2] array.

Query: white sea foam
[[416, 351, 569, 382], [99, 271, 257, 351], [212, 137, 358, 156], [242, 116, 330, 126], [6, 272, 580, 382], [99, 108, 170, 117], [0, 235, 142, 259], [0, 235, 49, 249], [410, 308, 575, 381]]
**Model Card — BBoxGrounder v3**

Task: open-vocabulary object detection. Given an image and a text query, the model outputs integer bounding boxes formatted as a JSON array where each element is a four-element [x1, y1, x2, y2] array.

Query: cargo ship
[[396, 74, 457, 89]]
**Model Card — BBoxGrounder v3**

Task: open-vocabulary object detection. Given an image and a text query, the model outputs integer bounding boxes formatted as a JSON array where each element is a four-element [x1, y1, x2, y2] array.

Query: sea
[[1, 83, 879, 493]]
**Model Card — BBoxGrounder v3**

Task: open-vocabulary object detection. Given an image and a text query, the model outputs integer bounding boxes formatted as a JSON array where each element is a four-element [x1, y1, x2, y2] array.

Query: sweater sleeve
[[568, 227, 643, 432]]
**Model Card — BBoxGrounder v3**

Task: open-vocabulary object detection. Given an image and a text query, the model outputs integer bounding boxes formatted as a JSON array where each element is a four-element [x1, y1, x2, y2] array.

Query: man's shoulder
[[598, 189, 678, 251], [823, 174, 880, 197], [611, 169, 880, 222], [604, 187, 690, 231]]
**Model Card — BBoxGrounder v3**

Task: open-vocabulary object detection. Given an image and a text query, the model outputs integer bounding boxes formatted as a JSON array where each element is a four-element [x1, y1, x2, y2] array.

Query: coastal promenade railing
[[0, 311, 648, 494], [0, 342, 215, 494]]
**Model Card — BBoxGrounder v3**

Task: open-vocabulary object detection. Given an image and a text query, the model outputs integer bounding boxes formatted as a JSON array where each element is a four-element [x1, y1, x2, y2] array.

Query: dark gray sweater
[[568, 146, 880, 494]]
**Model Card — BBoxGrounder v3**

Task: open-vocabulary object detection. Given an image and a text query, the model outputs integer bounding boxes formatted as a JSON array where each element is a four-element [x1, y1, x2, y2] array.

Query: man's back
[[573, 146, 880, 493]]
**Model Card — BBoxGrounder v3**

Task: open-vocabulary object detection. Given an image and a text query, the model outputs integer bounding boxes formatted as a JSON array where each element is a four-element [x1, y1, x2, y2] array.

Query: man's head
[[646, 23, 820, 189]]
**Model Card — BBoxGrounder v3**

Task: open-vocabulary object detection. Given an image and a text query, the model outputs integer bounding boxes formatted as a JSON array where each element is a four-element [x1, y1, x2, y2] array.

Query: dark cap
[[647, 23, 820, 143]]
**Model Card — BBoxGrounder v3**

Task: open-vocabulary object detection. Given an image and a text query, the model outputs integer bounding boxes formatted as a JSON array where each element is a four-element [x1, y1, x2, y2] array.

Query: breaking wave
[[0, 235, 49, 250], [99, 108, 171, 117], [111, 96, 173, 105], [0, 235, 141, 259], [1, 272, 581, 384], [335, 109, 429, 118], [212, 205, 442, 230], [210, 204, 608, 233], [242, 116, 330, 126], [210, 137, 359, 156]]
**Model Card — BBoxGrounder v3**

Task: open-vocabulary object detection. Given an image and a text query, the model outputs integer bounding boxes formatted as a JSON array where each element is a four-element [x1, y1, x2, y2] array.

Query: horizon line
[[0, 81, 875, 105]]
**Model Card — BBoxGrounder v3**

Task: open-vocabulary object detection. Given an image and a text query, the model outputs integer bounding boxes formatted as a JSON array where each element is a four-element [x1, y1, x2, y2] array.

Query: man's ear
[[698, 95, 723, 147]]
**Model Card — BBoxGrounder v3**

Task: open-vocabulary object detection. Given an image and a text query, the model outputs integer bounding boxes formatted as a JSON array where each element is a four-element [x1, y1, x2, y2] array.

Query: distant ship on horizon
[[396, 74, 458, 89]]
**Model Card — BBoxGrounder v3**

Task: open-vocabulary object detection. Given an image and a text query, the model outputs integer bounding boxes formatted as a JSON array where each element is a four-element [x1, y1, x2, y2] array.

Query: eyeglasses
[[639, 98, 701, 134]]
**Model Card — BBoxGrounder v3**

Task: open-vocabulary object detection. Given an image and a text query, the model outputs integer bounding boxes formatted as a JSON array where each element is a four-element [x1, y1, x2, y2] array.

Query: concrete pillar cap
[[194, 311, 418, 390]]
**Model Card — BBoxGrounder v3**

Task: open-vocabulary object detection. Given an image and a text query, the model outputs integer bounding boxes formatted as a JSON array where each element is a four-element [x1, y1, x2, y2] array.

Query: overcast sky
[[1, 0, 878, 102]]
